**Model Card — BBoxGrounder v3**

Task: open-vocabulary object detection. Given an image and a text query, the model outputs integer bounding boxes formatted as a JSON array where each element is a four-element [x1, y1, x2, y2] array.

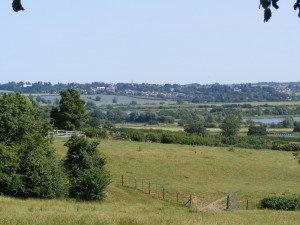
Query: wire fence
[[120, 175, 192, 207], [119, 175, 254, 211]]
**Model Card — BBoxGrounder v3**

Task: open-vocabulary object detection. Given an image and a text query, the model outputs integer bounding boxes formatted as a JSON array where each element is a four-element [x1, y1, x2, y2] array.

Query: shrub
[[247, 125, 267, 136], [83, 127, 107, 139], [184, 122, 207, 136], [64, 136, 110, 201], [69, 167, 110, 201], [0, 135, 68, 199], [260, 196, 300, 211]]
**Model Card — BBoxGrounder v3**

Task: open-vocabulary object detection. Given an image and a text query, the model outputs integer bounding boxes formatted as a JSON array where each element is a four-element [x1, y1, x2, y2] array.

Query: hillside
[[0, 139, 299, 225]]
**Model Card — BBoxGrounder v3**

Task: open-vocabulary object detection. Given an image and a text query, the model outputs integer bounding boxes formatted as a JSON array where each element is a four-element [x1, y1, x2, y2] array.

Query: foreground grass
[[1, 195, 300, 225], [1, 139, 299, 224]]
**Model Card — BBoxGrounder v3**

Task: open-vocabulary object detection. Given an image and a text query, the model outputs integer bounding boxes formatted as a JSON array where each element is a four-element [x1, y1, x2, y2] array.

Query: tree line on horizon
[[0, 81, 297, 103]]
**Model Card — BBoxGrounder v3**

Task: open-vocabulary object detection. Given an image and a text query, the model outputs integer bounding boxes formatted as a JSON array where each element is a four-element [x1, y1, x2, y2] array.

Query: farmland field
[[1, 139, 299, 225]]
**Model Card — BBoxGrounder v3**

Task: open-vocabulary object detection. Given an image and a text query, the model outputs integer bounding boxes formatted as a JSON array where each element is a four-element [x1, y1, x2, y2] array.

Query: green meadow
[[0, 139, 299, 225]]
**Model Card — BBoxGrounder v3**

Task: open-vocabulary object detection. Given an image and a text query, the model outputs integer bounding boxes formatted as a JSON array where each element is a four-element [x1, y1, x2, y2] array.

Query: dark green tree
[[184, 122, 207, 136], [64, 136, 110, 200], [50, 89, 87, 130], [247, 124, 267, 136], [220, 114, 241, 137], [0, 93, 68, 199], [281, 117, 294, 128], [0, 93, 50, 144]]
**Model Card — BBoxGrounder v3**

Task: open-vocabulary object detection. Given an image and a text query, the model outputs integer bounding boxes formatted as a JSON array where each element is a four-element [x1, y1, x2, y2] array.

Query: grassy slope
[[1, 139, 300, 225]]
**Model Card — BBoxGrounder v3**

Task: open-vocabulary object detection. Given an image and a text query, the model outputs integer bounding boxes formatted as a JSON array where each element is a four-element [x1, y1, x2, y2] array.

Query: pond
[[246, 117, 300, 125]]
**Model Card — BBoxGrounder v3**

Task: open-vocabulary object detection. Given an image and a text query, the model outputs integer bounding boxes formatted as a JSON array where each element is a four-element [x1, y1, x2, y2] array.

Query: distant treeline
[[1, 81, 300, 103]]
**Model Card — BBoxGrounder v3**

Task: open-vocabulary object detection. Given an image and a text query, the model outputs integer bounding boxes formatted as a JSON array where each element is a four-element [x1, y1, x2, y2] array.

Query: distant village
[[0, 81, 299, 103]]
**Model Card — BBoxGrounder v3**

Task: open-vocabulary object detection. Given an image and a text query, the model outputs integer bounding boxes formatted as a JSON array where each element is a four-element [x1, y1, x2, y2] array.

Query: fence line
[[120, 175, 192, 207], [119, 174, 253, 211]]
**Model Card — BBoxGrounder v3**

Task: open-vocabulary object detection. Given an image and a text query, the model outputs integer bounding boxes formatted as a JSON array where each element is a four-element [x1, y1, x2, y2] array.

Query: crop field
[[1, 139, 299, 225]]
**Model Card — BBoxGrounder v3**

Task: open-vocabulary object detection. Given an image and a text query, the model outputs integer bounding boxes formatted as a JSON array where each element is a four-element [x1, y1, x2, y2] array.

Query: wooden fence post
[[189, 194, 192, 207], [121, 175, 124, 186], [176, 192, 179, 203], [142, 180, 144, 192], [134, 178, 137, 189], [246, 199, 249, 210], [226, 195, 230, 210], [148, 182, 151, 194], [162, 186, 165, 200]]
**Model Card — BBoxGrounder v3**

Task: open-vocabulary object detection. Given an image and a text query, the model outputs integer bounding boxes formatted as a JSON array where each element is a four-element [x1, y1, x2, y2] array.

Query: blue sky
[[0, 1, 299, 84]]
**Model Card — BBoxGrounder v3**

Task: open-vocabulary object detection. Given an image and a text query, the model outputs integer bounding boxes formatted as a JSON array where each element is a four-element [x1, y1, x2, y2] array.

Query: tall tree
[[220, 114, 241, 137], [51, 89, 87, 131]]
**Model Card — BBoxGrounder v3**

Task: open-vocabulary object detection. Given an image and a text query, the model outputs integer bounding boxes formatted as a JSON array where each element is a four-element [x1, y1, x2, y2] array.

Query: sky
[[0, 1, 300, 84]]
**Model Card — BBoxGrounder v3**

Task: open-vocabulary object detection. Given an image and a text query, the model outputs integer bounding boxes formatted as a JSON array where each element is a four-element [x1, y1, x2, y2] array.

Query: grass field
[[0, 139, 300, 225]]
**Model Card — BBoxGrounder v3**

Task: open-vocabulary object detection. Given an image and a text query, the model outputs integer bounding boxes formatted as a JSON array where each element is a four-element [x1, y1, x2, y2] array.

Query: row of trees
[[0, 92, 110, 200], [1, 81, 297, 103]]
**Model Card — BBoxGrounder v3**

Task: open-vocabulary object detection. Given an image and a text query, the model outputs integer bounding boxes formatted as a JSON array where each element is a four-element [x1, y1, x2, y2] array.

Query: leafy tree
[[0, 93, 50, 145], [281, 117, 294, 128], [247, 124, 267, 136], [50, 89, 87, 130], [64, 136, 110, 200], [13, 135, 68, 198], [220, 114, 241, 137], [184, 122, 207, 136], [0, 93, 68, 199]]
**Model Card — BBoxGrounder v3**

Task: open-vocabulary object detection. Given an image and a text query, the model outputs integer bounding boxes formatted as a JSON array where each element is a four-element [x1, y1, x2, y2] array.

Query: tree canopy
[[50, 89, 87, 131]]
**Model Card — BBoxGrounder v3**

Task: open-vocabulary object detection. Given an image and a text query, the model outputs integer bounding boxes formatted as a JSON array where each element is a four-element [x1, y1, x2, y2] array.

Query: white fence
[[48, 130, 86, 138]]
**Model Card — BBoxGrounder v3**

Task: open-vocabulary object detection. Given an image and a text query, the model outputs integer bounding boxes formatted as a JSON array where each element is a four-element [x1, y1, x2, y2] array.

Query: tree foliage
[[247, 124, 267, 136], [64, 136, 110, 200], [184, 122, 207, 136], [220, 115, 241, 137], [0, 93, 68, 199], [0, 93, 50, 145], [51, 89, 87, 130]]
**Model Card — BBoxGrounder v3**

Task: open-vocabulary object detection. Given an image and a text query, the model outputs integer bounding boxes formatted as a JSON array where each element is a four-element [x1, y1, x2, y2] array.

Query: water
[[247, 117, 300, 125]]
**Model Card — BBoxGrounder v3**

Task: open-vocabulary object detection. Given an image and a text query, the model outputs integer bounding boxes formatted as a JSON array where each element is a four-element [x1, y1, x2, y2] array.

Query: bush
[[260, 196, 300, 211], [64, 136, 110, 201], [83, 127, 107, 139], [69, 167, 110, 201], [247, 125, 267, 136], [0, 135, 68, 199]]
